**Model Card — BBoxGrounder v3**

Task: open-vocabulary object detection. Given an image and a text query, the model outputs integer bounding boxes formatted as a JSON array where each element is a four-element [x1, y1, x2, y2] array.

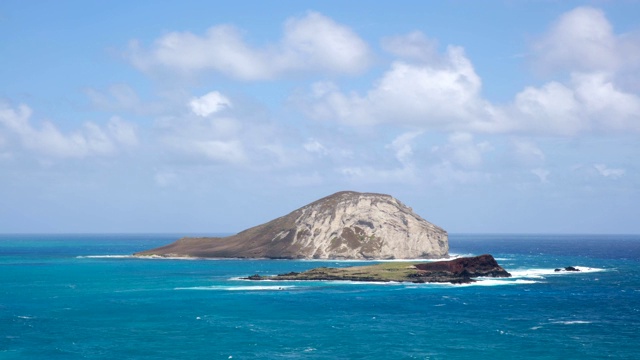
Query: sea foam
[[175, 285, 297, 291], [510, 266, 606, 279]]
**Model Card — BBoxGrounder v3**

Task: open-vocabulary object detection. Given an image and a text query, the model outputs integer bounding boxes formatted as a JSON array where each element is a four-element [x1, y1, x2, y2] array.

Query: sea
[[1, 233, 639, 359]]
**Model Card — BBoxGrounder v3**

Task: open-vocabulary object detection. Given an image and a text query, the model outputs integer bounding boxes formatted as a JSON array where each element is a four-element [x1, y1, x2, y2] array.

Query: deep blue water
[[1, 234, 639, 359]]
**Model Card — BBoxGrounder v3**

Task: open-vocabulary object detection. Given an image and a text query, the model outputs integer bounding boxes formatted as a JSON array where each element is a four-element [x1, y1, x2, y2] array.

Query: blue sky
[[1, 1, 639, 234]]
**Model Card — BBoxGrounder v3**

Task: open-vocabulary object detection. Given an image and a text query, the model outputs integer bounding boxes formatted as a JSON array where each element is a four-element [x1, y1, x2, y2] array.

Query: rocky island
[[246, 255, 511, 284], [135, 191, 448, 260]]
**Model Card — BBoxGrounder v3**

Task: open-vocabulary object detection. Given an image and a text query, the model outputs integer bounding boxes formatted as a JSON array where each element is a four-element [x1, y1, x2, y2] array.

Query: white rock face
[[286, 191, 448, 259], [136, 191, 448, 259]]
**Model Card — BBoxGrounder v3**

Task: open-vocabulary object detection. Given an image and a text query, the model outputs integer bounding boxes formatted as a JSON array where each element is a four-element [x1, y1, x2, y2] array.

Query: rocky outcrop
[[135, 191, 448, 259], [413, 254, 511, 280], [246, 255, 511, 284], [555, 266, 580, 272]]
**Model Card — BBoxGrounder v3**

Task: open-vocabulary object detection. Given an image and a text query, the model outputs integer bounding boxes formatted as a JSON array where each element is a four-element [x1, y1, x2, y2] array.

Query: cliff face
[[135, 191, 448, 259]]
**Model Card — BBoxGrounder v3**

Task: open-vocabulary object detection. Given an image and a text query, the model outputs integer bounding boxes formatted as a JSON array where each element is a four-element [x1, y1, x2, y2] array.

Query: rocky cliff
[[135, 191, 448, 259]]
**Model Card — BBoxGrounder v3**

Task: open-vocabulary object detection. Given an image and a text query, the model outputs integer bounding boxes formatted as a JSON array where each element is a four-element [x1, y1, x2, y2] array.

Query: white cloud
[[572, 72, 640, 132], [431, 133, 492, 169], [533, 7, 619, 73], [158, 98, 306, 168], [532, 6, 640, 89], [512, 81, 582, 135], [299, 7, 640, 137], [279, 12, 371, 75], [387, 131, 423, 164], [0, 103, 137, 158], [335, 131, 423, 184], [189, 91, 232, 117], [510, 72, 640, 135], [594, 164, 625, 179], [299, 45, 496, 130], [128, 12, 372, 80]]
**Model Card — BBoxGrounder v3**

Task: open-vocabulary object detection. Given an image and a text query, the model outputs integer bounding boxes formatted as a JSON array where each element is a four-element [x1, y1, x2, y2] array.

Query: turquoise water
[[1, 234, 639, 359]]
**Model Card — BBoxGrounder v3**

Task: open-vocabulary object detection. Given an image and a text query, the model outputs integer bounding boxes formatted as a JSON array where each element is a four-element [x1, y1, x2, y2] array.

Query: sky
[[1, 1, 639, 234]]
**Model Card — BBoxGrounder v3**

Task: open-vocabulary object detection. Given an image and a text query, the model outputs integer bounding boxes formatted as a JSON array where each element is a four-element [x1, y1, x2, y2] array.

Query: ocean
[[1, 234, 639, 359]]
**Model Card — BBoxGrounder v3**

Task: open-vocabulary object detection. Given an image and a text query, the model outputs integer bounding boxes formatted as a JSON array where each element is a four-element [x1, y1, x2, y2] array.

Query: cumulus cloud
[[299, 9, 640, 137], [510, 72, 640, 135], [532, 6, 640, 76], [387, 131, 423, 164], [0, 103, 137, 158], [336, 131, 422, 184], [128, 12, 372, 80], [189, 91, 232, 117], [431, 133, 492, 169], [156, 94, 307, 167], [299, 44, 496, 130]]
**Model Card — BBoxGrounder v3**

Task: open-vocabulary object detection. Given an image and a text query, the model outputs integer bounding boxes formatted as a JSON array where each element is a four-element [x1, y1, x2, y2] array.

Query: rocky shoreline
[[245, 254, 511, 284]]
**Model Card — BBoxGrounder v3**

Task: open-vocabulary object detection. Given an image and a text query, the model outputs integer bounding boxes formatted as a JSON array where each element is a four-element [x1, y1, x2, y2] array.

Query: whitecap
[[175, 285, 296, 291], [551, 320, 592, 325], [510, 267, 606, 279], [461, 279, 539, 287], [76, 255, 134, 259]]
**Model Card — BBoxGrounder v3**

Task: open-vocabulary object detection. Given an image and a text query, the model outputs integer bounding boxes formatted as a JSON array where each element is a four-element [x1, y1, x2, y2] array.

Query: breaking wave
[[175, 285, 297, 291], [510, 266, 606, 279]]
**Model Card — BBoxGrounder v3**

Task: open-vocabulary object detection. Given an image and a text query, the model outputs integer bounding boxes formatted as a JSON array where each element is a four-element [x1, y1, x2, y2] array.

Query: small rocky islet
[[245, 254, 511, 284]]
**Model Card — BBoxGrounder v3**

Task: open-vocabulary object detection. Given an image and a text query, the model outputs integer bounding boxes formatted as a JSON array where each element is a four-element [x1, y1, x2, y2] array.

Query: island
[[245, 254, 511, 284], [135, 191, 448, 260]]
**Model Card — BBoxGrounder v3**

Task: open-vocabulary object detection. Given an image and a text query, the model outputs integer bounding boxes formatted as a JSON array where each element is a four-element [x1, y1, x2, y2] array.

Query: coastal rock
[[135, 191, 448, 259], [414, 254, 511, 278], [555, 266, 580, 272]]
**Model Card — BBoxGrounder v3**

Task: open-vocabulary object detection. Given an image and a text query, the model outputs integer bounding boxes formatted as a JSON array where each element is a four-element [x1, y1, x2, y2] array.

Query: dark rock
[[555, 266, 580, 272], [414, 254, 511, 278]]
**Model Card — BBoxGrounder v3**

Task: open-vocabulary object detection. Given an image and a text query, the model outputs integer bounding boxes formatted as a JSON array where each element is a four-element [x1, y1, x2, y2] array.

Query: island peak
[[135, 191, 448, 260]]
